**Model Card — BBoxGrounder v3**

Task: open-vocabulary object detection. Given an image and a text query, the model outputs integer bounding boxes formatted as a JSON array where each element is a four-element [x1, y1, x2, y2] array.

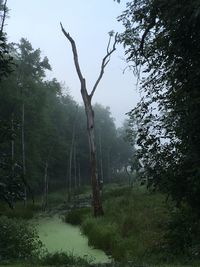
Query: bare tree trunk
[[60, 24, 117, 216], [11, 113, 15, 177], [125, 165, 133, 187], [68, 114, 77, 202], [99, 131, 104, 184], [81, 87, 104, 216], [74, 143, 77, 189], [78, 162, 81, 188], [68, 141, 73, 202], [22, 102, 27, 206], [73, 142, 77, 202], [43, 161, 49, 210], [106, 150, 110, 183]]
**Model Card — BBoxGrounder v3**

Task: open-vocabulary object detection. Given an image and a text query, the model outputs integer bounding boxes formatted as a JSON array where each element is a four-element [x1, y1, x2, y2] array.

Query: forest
[[0, 0, 200, 267]]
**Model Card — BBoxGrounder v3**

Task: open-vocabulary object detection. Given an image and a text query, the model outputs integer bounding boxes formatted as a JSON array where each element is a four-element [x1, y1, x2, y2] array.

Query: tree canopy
[[119, 0, 200, 212]]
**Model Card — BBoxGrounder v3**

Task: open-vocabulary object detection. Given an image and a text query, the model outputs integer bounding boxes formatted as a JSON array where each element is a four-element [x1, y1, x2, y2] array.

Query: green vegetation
[[64, 185, 199, 266], [81, 186, 168, 263], [117, 0, 200, 261], [0, 252, 93, 267], [0, 216, 43, 261], [40, 252, 92, 267], [65, 207, 91, 225], [0, 202, 41, 219]]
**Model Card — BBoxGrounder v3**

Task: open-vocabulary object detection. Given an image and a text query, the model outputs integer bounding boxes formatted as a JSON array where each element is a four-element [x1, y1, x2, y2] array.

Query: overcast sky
[[6, 0, 139, 126]]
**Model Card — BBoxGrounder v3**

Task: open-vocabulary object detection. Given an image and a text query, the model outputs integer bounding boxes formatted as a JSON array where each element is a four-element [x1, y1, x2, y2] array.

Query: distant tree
[[60, 24, 118, 216], [0, 0, 19, 207], [93, 104, 116, 182], [0, 0, 13, 81]]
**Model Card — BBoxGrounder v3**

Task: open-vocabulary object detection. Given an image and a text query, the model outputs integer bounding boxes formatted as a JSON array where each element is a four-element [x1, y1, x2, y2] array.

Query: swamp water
[[34, 216, 110, 264]]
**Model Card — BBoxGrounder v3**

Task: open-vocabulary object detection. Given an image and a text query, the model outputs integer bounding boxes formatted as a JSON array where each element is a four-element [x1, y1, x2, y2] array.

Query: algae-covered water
[[34, 216, 110, 263]]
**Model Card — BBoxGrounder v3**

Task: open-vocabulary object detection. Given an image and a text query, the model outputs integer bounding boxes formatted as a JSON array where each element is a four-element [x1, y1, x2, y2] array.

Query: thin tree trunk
[[99, 131, 103, 183], [43, 161, 49, 210], [68, 116, 76, 202], [78, 162, 81, 187], [74, 143, 77, 189], [68, 143, 73, 202], [11, 113, 14, 177], [22, 102, 27, 205], [125, 165, 132, 187], [73, 142, 77, 203], [107, 150, 110, 183]]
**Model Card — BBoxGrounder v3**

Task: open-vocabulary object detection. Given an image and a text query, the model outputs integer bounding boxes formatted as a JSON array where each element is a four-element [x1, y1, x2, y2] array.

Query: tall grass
[[81, 185, 175, 264]]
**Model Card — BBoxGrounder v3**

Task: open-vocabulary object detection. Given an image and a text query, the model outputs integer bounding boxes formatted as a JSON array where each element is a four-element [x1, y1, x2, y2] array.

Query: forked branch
[[90, 32, 118, 99], [60, 23, 118, 100]]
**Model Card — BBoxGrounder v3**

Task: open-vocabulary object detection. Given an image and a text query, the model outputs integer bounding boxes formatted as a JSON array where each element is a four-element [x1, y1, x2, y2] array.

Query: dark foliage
[[120, 0, 200, 212], [0, 216, 43, 260], [40, 252, 92, 266], [119, 0, 200, 256]]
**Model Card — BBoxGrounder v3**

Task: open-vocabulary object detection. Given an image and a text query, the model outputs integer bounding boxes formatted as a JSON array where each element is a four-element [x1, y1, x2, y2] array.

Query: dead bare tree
[[60, 24, 117, 216]]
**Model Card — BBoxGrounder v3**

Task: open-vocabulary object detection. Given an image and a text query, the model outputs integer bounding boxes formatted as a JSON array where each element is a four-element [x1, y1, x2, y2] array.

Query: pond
[[34, 215, 110, 264]]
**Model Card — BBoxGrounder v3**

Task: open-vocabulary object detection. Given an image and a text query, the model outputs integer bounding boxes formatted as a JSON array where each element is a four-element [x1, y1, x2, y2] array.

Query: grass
[[0, 201, 42, 219], [1, 185, 199, 267], [0, 188, 67, 219], [0, 263, 198, 267], [75, 184, 200, 266], [64, 207, 91, 225], [0, 251, 93, 267]]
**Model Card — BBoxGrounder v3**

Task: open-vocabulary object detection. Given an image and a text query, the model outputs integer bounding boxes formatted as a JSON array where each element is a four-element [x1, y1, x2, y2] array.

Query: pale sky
[[6, 0, 139, 126]]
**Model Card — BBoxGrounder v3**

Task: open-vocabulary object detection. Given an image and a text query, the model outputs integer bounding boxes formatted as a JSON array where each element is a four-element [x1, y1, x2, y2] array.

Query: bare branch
[[90, 33, 118, 100], [60, 23, 84, 84], [106, 35, 112, 54]]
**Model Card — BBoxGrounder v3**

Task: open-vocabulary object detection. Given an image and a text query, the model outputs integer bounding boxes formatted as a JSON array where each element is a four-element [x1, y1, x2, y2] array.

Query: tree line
[[0, 19, 132, 207]]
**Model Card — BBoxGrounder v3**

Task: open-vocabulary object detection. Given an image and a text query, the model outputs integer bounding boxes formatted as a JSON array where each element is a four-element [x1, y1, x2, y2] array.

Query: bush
[[0, 216, 43, 260], [40, 251, 92, 266], [80, 185, 171, 263], [65, 207, 91, 225], [165, 205, 200, 258], [81, 216, 118, 254]]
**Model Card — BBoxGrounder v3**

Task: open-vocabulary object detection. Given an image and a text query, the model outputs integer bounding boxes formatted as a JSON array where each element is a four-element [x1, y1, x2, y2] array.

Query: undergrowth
[[65, 207, 91, 225], [79, 185, 197, 265]]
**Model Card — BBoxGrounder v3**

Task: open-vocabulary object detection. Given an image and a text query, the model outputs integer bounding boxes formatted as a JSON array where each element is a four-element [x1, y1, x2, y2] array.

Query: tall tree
[[119, 0, 200, 212], [0, 0, 20, 207], [0, 0, 12, 81], [60, 24, 118, 216]]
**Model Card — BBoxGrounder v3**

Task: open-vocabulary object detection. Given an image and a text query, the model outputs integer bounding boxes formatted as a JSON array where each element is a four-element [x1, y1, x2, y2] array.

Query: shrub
[[81, 185, 170, 263], [65, 207, 91, 225], [81, 217, 117, 254], [0, 216, 43, 260], [40, 251, 92, 266], [165, 205, 200, 258]]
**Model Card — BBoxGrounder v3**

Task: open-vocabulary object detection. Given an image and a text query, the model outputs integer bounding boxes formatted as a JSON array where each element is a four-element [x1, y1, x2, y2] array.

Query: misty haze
[[0, 1, 200, 267]]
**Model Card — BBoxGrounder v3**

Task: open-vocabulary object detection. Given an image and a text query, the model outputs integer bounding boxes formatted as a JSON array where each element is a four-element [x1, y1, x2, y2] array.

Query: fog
[[6, 0, 139, 126]]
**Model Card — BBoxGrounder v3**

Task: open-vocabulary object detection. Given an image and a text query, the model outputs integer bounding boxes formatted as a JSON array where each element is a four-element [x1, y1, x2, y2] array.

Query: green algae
[[34, 216, 110, 264]]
